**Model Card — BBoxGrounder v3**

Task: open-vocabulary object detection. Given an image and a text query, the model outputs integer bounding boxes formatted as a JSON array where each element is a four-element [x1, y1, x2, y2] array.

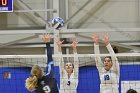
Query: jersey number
[[67, 81, 71, 86], [43, 85, 51, 93], [104, 75, 110, 80]]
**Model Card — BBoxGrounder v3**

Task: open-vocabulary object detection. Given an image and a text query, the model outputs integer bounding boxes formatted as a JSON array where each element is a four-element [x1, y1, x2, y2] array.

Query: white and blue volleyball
[[51, 17, 64, 30]]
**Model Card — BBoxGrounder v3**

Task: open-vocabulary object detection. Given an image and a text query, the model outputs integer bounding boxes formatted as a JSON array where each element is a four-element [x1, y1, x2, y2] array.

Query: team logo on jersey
[[43, 85, 51, 93], [67, 81, 71, 86], [104, 75, 110, 80]]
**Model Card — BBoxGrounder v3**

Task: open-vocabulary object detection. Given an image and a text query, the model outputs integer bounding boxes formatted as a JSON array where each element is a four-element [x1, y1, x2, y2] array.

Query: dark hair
[[126, 89, 137, 93], [66, 62, 74, 68], [72, 63, 74, 68], [104, 46, 118, 62], [113, 46, 119, 53], [104, 56, 112, 61]]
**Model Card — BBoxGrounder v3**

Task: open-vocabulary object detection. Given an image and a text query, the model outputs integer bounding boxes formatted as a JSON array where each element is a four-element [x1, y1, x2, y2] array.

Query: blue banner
[[0, 0, 13, 12]]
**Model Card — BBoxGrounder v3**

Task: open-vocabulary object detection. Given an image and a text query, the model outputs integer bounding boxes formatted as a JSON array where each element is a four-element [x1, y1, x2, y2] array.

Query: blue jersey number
[[104, 75, 110, 80]]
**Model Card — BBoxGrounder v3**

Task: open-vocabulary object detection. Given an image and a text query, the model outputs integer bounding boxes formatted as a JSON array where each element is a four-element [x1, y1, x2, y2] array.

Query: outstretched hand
[[42, 33, 51, 43], [55, 37, 64, 48], [71, 38, 78, 48], [92, 33, 99, 45], [103, 33, 110, 45], [55, 37, 64, 52], [71, 38, 78, 53]]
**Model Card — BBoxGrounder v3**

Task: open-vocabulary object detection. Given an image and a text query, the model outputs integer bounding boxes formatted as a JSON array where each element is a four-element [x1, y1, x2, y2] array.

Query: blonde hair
[[25, 65, 43, 91], [31, 65, 43, 79], [25, 76, 38, 92]]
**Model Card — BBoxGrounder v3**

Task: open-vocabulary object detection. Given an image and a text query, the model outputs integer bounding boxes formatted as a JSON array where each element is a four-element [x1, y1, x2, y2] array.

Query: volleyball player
[[92, 33, 120, 93], [25, 33, 59, 93], [55, 37, 79, 93]]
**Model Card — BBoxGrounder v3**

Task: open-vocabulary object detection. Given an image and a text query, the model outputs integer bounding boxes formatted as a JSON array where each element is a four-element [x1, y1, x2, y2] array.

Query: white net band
[[0, 53, 139, 58], [0, 53, 139, 67]]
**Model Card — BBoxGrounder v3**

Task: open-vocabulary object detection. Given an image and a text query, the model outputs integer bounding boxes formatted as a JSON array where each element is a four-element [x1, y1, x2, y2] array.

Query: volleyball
[[51, 17, 64, 30]]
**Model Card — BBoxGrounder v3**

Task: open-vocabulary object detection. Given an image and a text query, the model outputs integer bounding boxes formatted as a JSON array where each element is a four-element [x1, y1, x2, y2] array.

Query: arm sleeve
[[94, 43, 103, 72], [73, 52, 79, 79], [53, 78, 59, 93], [58, 52, 65, 78], [45, 43, 54, 78], [106, 43, 120, 76]]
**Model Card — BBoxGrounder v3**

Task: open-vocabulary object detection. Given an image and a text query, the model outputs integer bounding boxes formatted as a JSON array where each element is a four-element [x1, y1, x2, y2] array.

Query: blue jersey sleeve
[[45, 43, 54, 78]]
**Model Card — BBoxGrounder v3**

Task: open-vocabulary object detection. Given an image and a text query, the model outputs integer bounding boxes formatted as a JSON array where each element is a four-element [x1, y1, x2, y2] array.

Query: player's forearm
[[106, 43, 115, 54], [73, 47, 77, 53], [94, 43, 103, 71], [94, 43, 100, 54], [58, 52, 64, 72], [106, 43, 119, 63], [46, 43, 53, 63], [46, 43, 51, 55], [94, 44, 102, 63], [106, 43, 120, 73], [58, 46, 62, 53], [45, 43, 55, 77], [73, 50, 79, 77]]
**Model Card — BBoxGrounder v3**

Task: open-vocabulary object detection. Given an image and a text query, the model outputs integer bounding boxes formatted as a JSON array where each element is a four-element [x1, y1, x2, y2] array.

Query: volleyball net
[[0, 53, 139, 93]]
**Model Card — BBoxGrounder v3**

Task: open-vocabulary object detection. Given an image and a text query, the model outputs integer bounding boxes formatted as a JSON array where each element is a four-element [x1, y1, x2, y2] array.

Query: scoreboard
[[0, 0, 13, 12]]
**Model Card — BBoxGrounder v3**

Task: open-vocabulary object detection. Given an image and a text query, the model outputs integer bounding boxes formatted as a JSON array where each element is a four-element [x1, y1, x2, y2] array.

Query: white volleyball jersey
[[94, 43, 120, 93], [60, 70, 78, 93], [99, 67, 119, 93], [59, 52, 79, 93]]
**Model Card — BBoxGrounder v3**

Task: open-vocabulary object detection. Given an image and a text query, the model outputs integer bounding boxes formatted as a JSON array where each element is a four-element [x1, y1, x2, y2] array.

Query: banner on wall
[[121, 81, 140, 93], [0, 0, 13, 12]]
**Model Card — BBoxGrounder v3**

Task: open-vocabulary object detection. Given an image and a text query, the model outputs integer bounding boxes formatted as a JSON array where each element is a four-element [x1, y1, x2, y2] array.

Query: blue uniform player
[[25, 33, 59, 93]]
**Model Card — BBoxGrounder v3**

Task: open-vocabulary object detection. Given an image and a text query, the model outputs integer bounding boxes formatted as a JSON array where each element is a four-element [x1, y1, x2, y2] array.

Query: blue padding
[[0, 65, 140, 93]]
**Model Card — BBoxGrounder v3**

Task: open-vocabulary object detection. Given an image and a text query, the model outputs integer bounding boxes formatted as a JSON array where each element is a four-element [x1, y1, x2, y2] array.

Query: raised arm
[[55, 37, 65, 77], [103, 34, 120, 76], [42, 33, 54, 78], [71, 38, 79, 78], [92, 34, 103, 72]]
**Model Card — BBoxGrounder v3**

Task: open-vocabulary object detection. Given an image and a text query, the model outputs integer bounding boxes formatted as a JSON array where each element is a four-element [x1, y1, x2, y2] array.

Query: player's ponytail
[[31, 65, 43, 79], [25, 65, 43, 92], [25, 76, 38, 92]]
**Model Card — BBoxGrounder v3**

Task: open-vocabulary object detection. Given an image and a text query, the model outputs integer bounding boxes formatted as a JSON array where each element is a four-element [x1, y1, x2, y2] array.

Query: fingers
[[71, 38, 78, 48], [92, 33, 110, 45], [54, 37, 64, 47], [54, 37, 59, 43], [92, 33, 99, 40], [92, 33, 99, 45], [92, 33, 98, 37], [42, 33, 50, 39], [43, 33, 50, 37], [71, 38, 79, 44], [103, 33, 109, 38], [103, 33, 109, 40], [42, 33, 51, 43], [102, 33, 110, 45]]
